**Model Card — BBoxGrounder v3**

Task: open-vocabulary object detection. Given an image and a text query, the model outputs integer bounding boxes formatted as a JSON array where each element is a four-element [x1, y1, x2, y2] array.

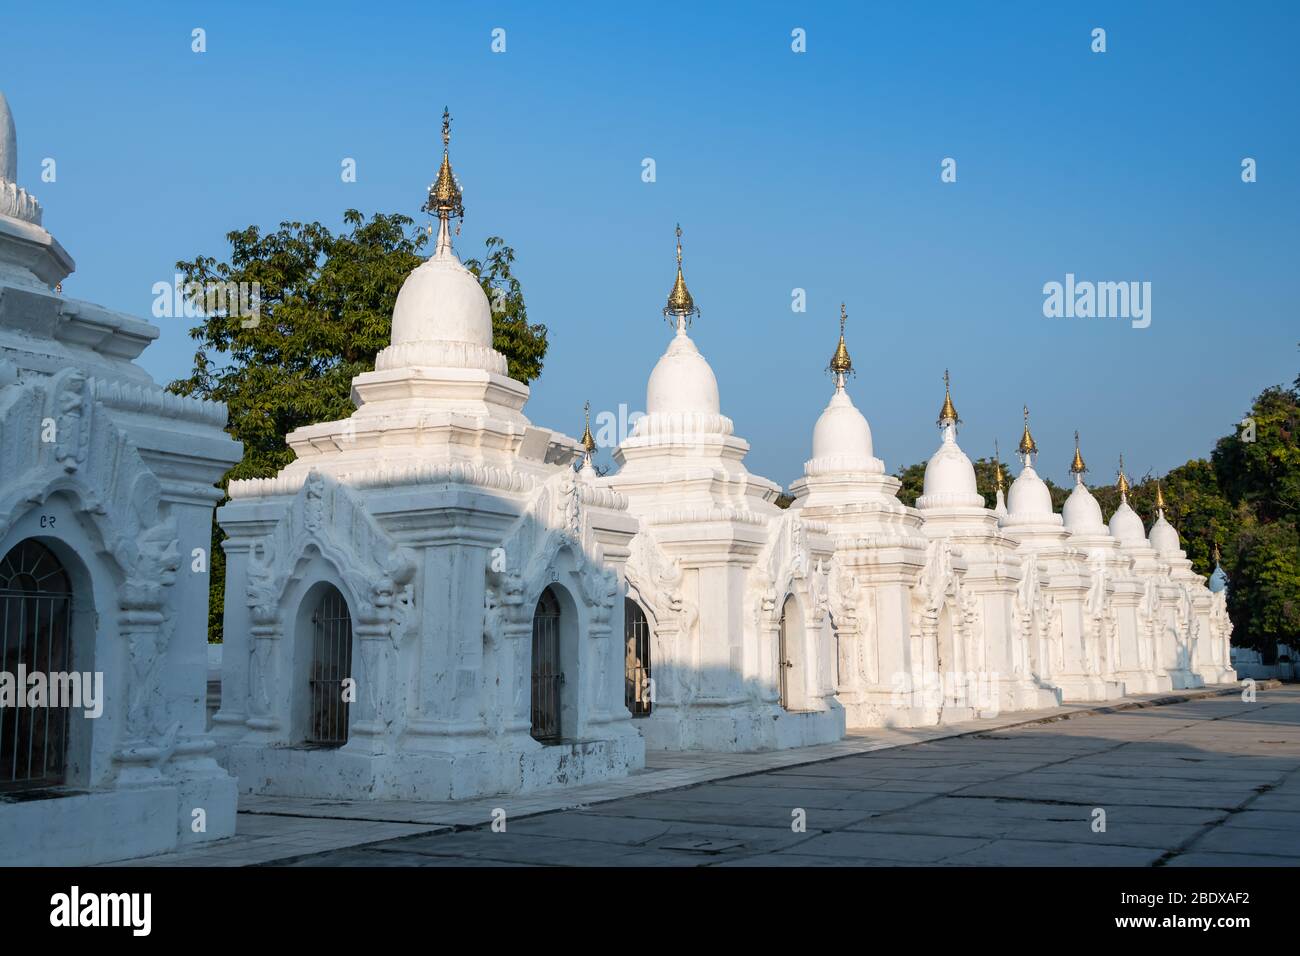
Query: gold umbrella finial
[[1070, 430, 1087, 477], [663, 223, 699, 329], [937, 368, 959, 425], [1155, 478, 1166, 512], [424, 106, 464, 239], [1213, 541, 1221, 564], [581, 400, 596, 455], [993, 439, 1005, 492], [829, 302, 853, 377], [1117, 454, 1130, 498], [1018, 405, 1038, 457]]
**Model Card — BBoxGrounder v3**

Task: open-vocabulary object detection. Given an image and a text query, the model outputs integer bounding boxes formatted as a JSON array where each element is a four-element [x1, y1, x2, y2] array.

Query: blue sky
[[6, 1, 1298, 488]]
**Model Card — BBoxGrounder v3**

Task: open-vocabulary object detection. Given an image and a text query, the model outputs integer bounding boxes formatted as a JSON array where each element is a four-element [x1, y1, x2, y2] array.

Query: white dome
[[923, 430, 977, 499], [390, 251, 492, 348], [1062, 481, 1105, 533], [1007, 464, 1053, 516], [1209, 564, 1228, 593], [812, 389, 872, 460], [1108, 500, 1147, 545], [1149, 513, 1181, 554], [646, 329, 720, 416]]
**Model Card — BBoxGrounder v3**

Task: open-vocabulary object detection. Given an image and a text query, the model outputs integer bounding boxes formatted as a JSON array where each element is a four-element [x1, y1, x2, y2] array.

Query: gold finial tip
[[937, 370, 959, 424], [581, 400, 596, 454], [425, 107, 464, 220], [1070, 430, 1086, 474], [1017, 405, 1037, 456], [829, 306, 852, 375], [1155, 480, 1166, 510], [663, 225, 698, 325]]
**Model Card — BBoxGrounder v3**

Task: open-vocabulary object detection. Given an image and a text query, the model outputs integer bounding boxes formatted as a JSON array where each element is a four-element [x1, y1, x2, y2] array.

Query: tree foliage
[[168, 211, 547, 640]]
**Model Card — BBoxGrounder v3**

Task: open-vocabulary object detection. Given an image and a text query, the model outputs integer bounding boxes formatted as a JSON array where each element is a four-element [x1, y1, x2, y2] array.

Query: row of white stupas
[[0, 100, 1238, 863], [215, 113, 1235, 799]]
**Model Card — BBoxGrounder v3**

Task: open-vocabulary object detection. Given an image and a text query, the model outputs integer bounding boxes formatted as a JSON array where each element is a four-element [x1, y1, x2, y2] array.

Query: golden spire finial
[[581, 400, 596, 455], [1155, 479, 1166, 512], [1117, 454, 1130, 498], [424, 105, 464, 223], [663, 223, 699, 329], [993, 439, 1005, 492], [829, 302, 853, 376], [1017, 405, 1038, 457], [937, 368, 959, 425], [1213, 541, 1221, 564], [1070, 430, 1087, 476]]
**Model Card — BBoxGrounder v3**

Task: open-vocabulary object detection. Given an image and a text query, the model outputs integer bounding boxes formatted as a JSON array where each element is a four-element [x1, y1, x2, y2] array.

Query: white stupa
[[790, 312, 938, 727], [609, 230, 843, 752], [1147, 480, 1230, 686], [916, 372, 984, 511], [992, 441, 1010, 519], [1101, 459, 1175, 692], [1209, 545, 1228, 594], [1001, 408, 1060, 532], [1106, 456, 1149, 546], [1062, 435, 1107, 536], [1000, 409, 1124, 701], [1061, 433, 1130, 694], [912, 376, 1059, 715], [216, 110, 643, 802]]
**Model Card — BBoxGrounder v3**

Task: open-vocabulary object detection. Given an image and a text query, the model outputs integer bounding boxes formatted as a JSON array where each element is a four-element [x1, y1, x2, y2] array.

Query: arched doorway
[[777, 594, 807, 711], [530, 586, 563, 742], [624, 598, 652, 717], [0, 540, 73, 790], [307, 584, 353, 747]]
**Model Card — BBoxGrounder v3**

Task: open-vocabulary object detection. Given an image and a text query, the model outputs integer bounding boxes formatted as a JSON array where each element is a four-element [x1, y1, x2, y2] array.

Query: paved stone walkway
[[118, 683, 1299, 867]]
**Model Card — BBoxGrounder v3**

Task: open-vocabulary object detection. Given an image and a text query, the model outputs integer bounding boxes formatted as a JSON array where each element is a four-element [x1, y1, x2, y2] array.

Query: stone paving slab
[[112, 682, 1293, 867]]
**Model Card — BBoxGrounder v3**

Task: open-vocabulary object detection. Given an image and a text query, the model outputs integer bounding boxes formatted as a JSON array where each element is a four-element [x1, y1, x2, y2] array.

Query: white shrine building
[[212, 113, 644, 801], [0, 92, 242, 864], [606, 232, 844, 752]]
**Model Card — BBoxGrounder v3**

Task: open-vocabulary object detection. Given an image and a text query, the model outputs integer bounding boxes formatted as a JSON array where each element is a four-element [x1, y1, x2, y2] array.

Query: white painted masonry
[[0, 91, 242, 865]]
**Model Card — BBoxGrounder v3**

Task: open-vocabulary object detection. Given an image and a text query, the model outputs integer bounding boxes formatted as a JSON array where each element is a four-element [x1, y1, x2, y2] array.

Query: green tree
[[1226, 515, 1300, 660], [169, 211, 546, 640], [1210, 375, 1300, 656]]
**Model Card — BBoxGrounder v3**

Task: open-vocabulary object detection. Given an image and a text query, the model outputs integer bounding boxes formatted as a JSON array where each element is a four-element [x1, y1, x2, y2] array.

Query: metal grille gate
[[624, 598, 652, 717], [530, 587, 562, 742], [778, 602, 791, 709], [308, 585, 352, 747], [0, 540, 73, 791]]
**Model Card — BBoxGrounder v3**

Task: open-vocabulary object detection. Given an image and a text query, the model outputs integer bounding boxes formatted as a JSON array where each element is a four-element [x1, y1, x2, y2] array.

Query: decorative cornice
[[630, 410, 734, 440], [835, 531, 931, 552], [229, 460, 538, 500], [0, 180, 41, 225], [803, 455, 885, 477], [645, 506, 769, 527], [90, 377, 229, 429], [374, 339, 508, 375]]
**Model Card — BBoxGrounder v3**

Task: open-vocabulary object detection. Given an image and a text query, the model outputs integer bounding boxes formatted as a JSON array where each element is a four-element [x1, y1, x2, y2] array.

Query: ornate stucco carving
[[243, 470, 417, 639], [90, 377, 228, 429], [485, 469, 620, 629], [624, 528, 697, 638], [0, 367, 178, 592], [0, 178, 42, 224]]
